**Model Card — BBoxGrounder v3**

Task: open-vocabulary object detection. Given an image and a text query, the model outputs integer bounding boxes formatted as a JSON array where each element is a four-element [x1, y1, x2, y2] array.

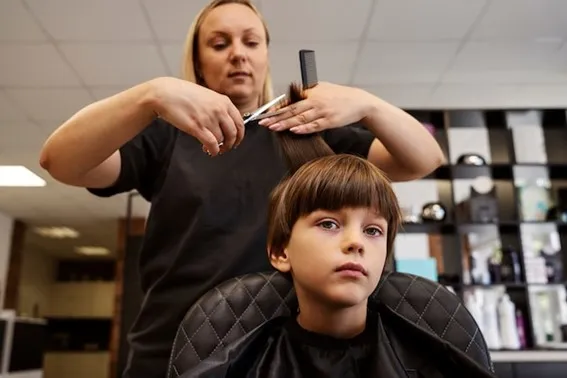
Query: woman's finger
[[267, 108, 320, 131], [198, 127, 222, 156], [225, 103, 245, 146], [258, 100, 313, 126], [289, 117, 329, 134], [218, 113, 238, 150]]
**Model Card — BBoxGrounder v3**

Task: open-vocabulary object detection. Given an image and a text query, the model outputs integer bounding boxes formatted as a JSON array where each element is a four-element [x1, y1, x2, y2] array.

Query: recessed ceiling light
[[75, 246, 110, 256], [35, 226, 79, 239], [0, 166, 46, 187]]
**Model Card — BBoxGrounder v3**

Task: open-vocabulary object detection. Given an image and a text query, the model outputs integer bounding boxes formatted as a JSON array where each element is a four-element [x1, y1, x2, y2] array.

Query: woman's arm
[[40, 77, 244, 189], [39, 81, 157, 188], [361, 96, 446, 182]]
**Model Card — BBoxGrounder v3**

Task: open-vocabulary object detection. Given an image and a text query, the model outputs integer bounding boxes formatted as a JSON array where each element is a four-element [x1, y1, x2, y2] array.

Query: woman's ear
[[268, 246, 291, 273]]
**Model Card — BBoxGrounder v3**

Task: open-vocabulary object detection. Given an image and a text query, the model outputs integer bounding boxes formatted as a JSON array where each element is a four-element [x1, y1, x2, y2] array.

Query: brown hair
[[267, 154, 402, 263], [182, 0, 274, 105], [275, 84, 335, 173]]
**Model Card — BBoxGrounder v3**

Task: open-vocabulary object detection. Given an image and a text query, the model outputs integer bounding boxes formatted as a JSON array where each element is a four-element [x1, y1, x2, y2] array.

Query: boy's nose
[[342, 231, 364, 254], [345, 243, 364, 254]]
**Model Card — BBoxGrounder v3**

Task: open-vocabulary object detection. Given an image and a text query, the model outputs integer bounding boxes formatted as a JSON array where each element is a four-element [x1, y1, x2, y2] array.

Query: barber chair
[[167, 270, 493, 378]]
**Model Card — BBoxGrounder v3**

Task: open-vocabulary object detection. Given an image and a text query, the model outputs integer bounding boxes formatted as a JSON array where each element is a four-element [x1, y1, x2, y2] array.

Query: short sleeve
[[87, 118, 177, 202], [322, 122, 375, 158]]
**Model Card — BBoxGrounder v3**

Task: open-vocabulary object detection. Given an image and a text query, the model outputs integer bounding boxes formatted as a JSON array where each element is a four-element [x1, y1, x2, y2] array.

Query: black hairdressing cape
[[179, 301, 496, 378]]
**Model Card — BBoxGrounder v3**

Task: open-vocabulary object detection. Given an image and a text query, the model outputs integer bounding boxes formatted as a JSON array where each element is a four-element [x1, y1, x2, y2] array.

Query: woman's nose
[[230, 42, 246, 62]]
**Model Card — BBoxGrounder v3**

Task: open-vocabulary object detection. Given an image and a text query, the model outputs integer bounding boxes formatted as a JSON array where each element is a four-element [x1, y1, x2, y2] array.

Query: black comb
[[299, 49, 318, 89]]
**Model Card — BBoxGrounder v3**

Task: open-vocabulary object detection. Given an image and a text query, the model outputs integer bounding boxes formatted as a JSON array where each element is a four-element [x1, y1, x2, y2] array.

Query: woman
[[39, 1, 445, 377]]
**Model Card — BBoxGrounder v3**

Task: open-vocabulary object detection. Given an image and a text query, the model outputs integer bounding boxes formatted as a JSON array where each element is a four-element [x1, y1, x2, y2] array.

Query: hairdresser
[[39, 1, 444, 377]]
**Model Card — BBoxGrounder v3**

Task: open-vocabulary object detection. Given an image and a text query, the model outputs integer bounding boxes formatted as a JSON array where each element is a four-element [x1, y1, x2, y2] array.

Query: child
[[266, 153, 401, 342], [183, 154, 495, 378]]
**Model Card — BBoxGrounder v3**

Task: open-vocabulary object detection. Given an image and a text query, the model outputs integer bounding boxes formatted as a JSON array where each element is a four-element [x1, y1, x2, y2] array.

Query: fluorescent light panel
[[75, 246, 110, 256], [0, 165, 46, 187], [35, 226, 79, 239]]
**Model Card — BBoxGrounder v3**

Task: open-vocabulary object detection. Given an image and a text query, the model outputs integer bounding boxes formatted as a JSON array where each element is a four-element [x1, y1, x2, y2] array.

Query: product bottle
[[483, 298, 502, 350], [515, 310, 527, 349], [498, 294, 521, 349], [500, 246, 522, 283]]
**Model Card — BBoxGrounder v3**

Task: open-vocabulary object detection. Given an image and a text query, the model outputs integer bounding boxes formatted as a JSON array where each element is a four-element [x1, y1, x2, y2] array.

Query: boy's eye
[[365, 227, 383, 236], [318, 220, 338, 230]]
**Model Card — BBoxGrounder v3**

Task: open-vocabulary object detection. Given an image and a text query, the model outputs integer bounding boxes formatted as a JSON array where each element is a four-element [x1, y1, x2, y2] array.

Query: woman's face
[[197, 3, 269, 111]]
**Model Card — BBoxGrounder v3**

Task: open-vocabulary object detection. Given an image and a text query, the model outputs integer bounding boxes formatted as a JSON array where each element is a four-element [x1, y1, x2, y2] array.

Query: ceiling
[[0, 0, 566, 259]]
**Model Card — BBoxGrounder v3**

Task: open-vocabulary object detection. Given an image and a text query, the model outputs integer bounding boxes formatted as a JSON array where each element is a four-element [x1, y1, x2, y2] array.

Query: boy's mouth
[[335, 262, 368, 276]]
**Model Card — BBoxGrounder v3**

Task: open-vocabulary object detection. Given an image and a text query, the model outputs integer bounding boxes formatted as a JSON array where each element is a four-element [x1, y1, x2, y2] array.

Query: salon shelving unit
[[394, 109, 567, 377]]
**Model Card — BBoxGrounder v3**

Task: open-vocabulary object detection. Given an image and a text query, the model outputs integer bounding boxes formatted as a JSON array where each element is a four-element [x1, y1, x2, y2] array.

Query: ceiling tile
[[450, 41, 562, 72], [25, 0, 153, 41], [471, 0, 567, 40], [0, 44, 81, 87], [0, 0, 47, 42], [270, 42, 359, 85], [142, 0, 211, 41], [59, 43, 169, 86], [0, 121, 48, 150], [0, 90, 28, 121], [260, 0, 373, 42], [5, 88, 93, 122], [362, 84, 435, 109], [441, 70, 567, 85], [367, 0, 487, 41], [353, 42, 460, 85], [161, 42, 184, 77]]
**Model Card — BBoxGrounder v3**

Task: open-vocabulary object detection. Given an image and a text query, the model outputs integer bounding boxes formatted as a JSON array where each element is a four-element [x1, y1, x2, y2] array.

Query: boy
[[183, 154, 495, 378]]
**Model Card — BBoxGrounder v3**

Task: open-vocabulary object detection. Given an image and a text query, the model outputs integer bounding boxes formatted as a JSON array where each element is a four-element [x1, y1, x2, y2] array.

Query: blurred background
[[0, 1, 566, 377]]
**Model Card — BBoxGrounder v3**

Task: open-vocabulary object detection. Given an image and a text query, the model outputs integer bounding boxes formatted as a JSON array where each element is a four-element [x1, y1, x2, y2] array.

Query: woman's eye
[[318, 220, 338, 230], [246, 41, 259, 47], [213, 44, 227, 50], [365, 227, 383, 236]]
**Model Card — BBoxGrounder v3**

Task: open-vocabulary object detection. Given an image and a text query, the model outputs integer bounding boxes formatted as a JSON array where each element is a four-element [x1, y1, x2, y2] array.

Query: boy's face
[[270, 207, 388, 308]]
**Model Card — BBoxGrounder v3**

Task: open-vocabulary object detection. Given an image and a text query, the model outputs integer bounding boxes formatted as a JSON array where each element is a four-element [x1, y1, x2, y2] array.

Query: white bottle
[[465, 292, 484, 334], [498, 294, 521, 350], [483, 298, 502, 350]]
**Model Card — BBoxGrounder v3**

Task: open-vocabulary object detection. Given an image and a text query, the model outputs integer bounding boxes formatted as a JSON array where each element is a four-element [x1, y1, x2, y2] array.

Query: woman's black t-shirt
[[88, 118, 375, 378]]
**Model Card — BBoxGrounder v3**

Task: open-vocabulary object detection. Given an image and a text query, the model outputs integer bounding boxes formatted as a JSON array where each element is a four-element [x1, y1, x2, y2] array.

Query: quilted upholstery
[[168, 270, 492, 378]]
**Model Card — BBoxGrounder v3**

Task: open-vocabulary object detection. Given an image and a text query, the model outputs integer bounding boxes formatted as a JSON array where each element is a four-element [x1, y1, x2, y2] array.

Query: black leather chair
[[167, 270, 493, 378]]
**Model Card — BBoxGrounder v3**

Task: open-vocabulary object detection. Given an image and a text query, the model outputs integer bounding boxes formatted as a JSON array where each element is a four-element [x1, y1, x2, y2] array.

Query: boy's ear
[[267, 246, 291, 273]]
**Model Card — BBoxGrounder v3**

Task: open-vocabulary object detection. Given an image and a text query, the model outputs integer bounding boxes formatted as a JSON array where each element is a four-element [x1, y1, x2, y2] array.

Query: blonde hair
[[181, 0, 274, 105]]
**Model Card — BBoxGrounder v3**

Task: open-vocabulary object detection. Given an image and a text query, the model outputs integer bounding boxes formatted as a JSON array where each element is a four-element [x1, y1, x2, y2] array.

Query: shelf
[[451, 164, 513, 180], [390, 109, 567, 352], [400, 222, 455, 234], [491, 350, 567, 362], [424, 164, 567, 180], [456, 283, 567, 290], [398, 221, 566, 234]]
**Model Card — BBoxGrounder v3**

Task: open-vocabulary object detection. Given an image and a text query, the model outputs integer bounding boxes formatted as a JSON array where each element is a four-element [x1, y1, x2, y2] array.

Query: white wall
[[0, 212, 14, 309]]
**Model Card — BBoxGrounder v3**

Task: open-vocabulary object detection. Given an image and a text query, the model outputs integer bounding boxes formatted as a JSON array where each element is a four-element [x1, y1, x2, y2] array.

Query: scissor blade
[[244, 94, 286, 124], [253, 108, 287, 121]]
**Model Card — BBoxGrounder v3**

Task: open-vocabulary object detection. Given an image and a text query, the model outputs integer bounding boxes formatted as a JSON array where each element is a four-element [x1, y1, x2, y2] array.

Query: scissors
[[243, 93, 287, 125], [204, 93, 287, 154]]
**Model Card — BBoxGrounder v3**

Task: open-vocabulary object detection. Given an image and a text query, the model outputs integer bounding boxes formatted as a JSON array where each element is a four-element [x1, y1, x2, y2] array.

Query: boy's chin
[[321, 287, 370, 309]]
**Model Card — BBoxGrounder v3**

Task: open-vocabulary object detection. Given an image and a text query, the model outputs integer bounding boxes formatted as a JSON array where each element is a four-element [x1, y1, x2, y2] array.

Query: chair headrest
[[168, 270, 492, 378]]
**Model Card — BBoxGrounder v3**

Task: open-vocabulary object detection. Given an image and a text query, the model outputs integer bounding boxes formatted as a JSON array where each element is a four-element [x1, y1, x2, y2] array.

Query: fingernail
[[258, 118, 270, 126], [269, 123, 280, 131], [290, 127, 300, 133]]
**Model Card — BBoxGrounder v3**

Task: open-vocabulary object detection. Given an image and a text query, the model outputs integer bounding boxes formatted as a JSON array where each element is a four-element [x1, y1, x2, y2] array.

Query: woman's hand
[[149, 77, 244, 156], [258, 82, 372, 134]]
